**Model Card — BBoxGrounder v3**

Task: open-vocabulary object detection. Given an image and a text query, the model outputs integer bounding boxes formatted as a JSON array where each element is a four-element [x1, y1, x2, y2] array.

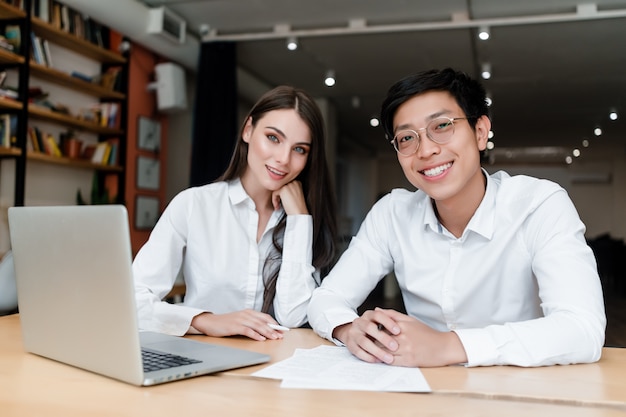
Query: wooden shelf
[[0, 97, 23, 111], [0, 146, 21, 157], [0, 2, 128, 207], [0, 147, 121, 172], [26, 151, 123, 172], [28, 104, 123, 135], [0, 47, 24, 65], [32, 17, 126, 64], [30, 63, 126, 100], [0, 2, 25, 19]]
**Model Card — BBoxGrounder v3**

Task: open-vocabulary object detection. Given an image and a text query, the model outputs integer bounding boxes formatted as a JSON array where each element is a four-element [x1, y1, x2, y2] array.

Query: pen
[[268, 323, 290, 332]]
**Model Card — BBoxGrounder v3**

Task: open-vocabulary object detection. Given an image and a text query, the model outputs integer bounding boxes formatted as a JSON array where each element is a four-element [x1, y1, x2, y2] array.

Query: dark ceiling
[[139, 0, 626, 160]]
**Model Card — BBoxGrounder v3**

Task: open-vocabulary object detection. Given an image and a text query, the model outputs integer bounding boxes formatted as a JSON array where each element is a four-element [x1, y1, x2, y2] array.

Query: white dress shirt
[[308, 170, 606, 367], [133, 179, 317, 335]]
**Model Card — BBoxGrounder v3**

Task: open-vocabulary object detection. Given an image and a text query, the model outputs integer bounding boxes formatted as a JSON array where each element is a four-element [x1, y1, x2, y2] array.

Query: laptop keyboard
[[141, 348, 203, 373]]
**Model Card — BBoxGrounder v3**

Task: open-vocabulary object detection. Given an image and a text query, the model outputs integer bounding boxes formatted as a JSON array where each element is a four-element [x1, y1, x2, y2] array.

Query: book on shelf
[[60, 3, 70, 32], [30, 32, 47, 66], [105, 137, 120, 166], [43, 1, 110, 48], [90, 141, 109, 165], [0, 114, 8, 148], [28, 126, 48, 154], [0, 114, 17, 148], [70, 71, 94, 83], [85, 139, 121, 166], [27, 127, 41, 152], [51, 1, 61, 28], [81, 102, 121, 129], [41, 39, 53, 67], [34, 0, 51, 23], [100, 66, 123, 91], [45, 134, 62, 157]]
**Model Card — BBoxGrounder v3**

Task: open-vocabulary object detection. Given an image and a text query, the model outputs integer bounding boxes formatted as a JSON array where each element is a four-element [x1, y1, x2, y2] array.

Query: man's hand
[[332, 308, 401, 364], [375, 308, 468, 367], [190, 310, 285, 341], [334, 307, 468, 367]]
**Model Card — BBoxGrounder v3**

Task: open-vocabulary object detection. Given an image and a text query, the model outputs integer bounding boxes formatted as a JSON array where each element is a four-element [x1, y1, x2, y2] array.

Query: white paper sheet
[[252, 345, 431, 392]]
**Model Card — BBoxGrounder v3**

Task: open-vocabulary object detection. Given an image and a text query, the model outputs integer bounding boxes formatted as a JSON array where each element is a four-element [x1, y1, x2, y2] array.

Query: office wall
[[335, 142, 626, 241], [485, 142, 626, 239], [163, 73, 195, 203]]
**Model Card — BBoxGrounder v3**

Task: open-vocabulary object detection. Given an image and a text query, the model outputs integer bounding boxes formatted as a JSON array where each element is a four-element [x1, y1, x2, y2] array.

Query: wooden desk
[[1, 314, 625, 417]]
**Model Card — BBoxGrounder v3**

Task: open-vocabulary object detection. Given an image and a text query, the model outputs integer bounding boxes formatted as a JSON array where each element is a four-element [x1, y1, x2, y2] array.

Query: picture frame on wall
[[136, 155, 160, 190], [135, 195, 160, 229], [137, 116, 161, 152]]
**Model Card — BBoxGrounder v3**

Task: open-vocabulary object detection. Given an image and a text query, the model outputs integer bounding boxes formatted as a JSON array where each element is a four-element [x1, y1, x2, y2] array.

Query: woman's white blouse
[[133, 179, 317, 335]]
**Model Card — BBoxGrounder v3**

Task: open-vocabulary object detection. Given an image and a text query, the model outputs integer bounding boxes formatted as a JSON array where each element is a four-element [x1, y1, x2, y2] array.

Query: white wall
[[164, 71, 195, 203]]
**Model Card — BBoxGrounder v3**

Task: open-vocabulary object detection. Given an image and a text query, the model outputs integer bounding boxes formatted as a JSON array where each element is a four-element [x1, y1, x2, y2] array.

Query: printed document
[[252, 345, 431, 392]]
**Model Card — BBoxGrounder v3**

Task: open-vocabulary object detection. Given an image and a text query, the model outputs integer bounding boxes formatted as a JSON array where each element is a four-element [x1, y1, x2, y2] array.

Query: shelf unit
[[0, 0, 128, 207]]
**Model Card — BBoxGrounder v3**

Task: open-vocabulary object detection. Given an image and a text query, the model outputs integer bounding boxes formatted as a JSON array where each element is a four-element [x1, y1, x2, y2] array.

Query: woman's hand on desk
[[334, 308, 467, 367], [190, 310, 285, 341]]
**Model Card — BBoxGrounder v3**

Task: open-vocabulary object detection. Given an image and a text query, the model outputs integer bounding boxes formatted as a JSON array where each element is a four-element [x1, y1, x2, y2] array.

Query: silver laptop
[[8, 204, 270, 386]]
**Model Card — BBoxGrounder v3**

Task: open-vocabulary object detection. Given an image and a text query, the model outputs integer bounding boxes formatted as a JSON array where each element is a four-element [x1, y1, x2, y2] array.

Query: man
[[307, 68, 606, 367]]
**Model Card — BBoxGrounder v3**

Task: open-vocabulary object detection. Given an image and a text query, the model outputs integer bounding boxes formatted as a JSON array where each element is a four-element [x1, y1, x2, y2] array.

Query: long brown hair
[[217, 86, 338, 314]]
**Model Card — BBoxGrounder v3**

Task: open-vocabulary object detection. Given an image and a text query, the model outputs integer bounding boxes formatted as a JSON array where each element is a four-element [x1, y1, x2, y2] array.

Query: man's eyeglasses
[[390, 117, 470, 156]]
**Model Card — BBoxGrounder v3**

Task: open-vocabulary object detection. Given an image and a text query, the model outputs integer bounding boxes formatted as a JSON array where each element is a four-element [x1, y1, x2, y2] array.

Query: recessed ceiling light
[[478, 26, 490, 40], [324, 70, 335, 87], [286, 36, 298, 51], [481, 63, 491, 80]]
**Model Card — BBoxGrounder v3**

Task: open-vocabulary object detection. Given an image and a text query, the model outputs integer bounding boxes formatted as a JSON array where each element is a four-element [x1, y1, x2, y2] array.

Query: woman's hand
[[272, 181, 309, 215], [190, 310, 286, 341]]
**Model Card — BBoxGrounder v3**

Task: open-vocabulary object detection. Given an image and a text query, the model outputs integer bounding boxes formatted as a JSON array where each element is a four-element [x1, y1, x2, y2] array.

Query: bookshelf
[[0, 0, 128, 207]]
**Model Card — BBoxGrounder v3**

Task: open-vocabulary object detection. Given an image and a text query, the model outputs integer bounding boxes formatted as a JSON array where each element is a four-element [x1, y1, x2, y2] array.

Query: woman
[[133, 86, 338, 341]]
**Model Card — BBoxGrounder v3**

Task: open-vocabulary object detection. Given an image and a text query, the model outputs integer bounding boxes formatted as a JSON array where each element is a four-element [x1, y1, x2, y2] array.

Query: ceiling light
[[609, 111, 618, 120], [478, 26, 490, 40], [594, 127, 602, 136], [486, 141, 495, 150], [481, 63, 491, 80], [488, 130, 494, 139], [573, 148, 581, 157], [582, 139, 590, 147], [286, 36, 298, 51], [369, 117, 380, 127], [324, 70, 335, 87]]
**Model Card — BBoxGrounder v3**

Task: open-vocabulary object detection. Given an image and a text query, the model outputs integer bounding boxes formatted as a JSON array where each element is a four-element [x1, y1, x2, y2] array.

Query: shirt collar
[[227, 178, 286, 217], [424, 168, 496, 240], [228, 178, 251, 206]]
